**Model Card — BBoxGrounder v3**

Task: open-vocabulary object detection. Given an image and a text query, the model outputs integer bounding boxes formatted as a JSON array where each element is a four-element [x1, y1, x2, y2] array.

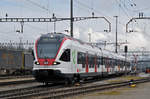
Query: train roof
[[40, 32, 96, 47], [41, 33, 68, 38], [39, 33, 128, 61], [40, 33, 85, 43]]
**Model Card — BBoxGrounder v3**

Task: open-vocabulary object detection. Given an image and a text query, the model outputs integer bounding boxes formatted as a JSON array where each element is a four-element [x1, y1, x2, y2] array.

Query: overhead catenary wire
[[26, 0, 99, 35], [25, 0, 50, 12], [74, 0, 127, 27], [25, 0, 91, 35], [3, 0, 146, 39], [116, 0, 132, 19], [0, 31, 19, 41], [25, 0, 70, 27]]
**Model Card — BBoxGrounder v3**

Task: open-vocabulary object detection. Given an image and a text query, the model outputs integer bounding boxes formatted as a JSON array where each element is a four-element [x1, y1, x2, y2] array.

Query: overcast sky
[[0, 0, 150, 51]]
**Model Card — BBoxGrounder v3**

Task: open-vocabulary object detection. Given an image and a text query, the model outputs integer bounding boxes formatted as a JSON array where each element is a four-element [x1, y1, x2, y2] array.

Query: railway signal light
[[125, 45, 128, 53]]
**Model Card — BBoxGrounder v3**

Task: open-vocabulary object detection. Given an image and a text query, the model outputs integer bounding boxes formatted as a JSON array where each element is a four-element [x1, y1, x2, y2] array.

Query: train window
[[115, 59, 117, 66], [116, 59, 119, 66], [106, 58, 110, 67], [112, 59, 114, 65], [112, 59, 114, 66], [77, 52, 86, 68], [122, 61, 124, 66], [109, 58, 112, 66], [127, 62, 130, 67], [82, 63, 85, 68], [110, 59, 112, 67], [111, 59, 114, 67], [60, 49, 70, 62], [104, 57, 107, 66], [88, 54, 93, 68], [118, 60, 120, 66], [119, 60, 122, 67], [116, 59, 118, 66], [77, 52, 82, 64], [114, 59, 116, 66], [101, 57, 104, 65], [91, 55, 95, 68], [31, 50, 35, 60], [121, 61, 123, 67], [82, 53, 86, 68], [105, 57, 108, 65], [95, 56, 97, 68], [97, 57, 101, 68], [113, 59, 116, 66], [88, 54, 91, 68], [122, 61, 125, 66], [102, 57, 105, 65]]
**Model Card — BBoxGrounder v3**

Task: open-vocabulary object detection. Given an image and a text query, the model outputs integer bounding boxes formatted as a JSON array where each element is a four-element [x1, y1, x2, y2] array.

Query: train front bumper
[[33, 69, 67, 83]]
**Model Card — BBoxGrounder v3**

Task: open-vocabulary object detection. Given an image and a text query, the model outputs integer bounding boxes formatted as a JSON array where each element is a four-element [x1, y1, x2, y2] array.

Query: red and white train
[[33, 33, 131, 84]]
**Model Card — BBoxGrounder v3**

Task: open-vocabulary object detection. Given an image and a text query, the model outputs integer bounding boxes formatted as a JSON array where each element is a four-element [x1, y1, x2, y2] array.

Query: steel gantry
[[0, 0, 111, 37], [0, 16, 111, 37], [126, 16, 150, 33]]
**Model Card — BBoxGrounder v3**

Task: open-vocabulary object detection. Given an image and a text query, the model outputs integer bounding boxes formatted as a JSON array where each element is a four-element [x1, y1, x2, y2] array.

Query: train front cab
[[32, 34, 73, 84], [33, 47, 74, 84]]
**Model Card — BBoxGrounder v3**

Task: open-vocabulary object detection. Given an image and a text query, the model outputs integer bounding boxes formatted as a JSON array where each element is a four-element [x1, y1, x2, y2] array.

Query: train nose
[[33, 70, 49, 77], [33, 69, 62, 82]]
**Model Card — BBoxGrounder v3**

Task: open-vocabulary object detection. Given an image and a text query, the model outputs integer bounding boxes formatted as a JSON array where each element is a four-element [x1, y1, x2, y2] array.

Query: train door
[[94, 55, 97, 73], [77, 51, 86, 73], [101, 57, 104, 73], [106, 57, 109, 73], [71, 48, 77, 73]]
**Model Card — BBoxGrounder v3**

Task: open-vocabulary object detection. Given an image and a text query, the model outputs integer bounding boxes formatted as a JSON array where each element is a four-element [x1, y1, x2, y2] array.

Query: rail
[[0, 77, 149, 99]]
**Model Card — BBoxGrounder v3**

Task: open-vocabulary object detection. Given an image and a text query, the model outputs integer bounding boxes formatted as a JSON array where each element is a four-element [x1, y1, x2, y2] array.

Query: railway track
[[0, 75, 35, 86], [0, 83, 63, 99], [0, 77, 150, 99], [0, 75, 33, 80], [0, 79, 35, 86]]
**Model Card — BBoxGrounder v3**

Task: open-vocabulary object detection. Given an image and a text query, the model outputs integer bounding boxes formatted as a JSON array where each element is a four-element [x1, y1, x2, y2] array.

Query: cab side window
[[60, 49, 70, 62], [77, 52, 86, 68]]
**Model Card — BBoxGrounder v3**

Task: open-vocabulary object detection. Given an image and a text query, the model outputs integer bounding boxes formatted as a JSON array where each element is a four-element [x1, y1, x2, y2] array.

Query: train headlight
[[53, 61, 60, 65], [50, 34, 54, 38], [35, 61, 40, 65], [53, 62, 57, 65]]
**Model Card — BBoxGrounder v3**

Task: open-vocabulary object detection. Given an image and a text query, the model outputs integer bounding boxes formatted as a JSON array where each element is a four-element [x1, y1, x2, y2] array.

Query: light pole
[[114, 16, 118, 53], [125, 45, 128, 75], [70, 0, 73, 37]]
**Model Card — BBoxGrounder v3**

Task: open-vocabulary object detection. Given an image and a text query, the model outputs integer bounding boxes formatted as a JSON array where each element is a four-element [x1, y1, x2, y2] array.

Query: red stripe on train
[[95, 56, 97, 72], [86, 53, 89, 73]]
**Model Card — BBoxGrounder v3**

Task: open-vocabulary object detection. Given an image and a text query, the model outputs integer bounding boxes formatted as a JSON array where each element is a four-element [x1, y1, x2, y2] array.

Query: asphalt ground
[[70, 78, 150, 99]]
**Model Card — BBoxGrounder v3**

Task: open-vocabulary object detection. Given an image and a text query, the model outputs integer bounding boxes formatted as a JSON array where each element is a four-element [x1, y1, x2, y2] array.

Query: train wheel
[[64, 79, 69, 85], [65, 78, 75, 85], [74, 74, 80, 82], [95, 76, 101, 80], [44, 82, 49, 86], [71, 79, 75, 85]]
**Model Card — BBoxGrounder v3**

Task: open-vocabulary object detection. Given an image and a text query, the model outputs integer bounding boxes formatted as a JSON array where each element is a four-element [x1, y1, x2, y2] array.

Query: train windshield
[[37, 37, 62, 59]]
